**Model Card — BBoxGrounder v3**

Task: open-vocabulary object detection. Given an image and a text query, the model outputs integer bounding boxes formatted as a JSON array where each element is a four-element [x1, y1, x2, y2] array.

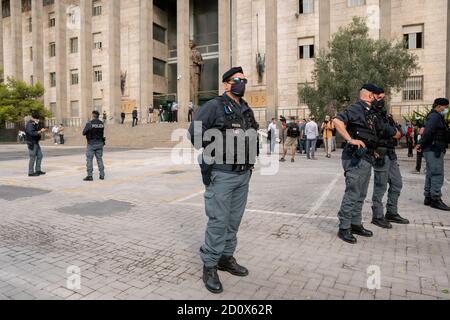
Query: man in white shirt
[[305, 116, 319, 160], [171, 102, 179, 123], [267, 118, 278, 154]]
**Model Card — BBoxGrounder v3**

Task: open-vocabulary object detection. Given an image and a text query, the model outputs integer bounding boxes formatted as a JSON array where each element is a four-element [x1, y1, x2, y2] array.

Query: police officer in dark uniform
[[371, 87, 409, 228], [82, 111, 106, 181], [188, 67, 259, 294], [25, 111, 47, 177], [333, 84, 395, 244], [417, 98, 450, 211]]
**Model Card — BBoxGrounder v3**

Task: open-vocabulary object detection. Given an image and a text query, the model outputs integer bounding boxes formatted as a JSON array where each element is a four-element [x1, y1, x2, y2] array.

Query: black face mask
[[374, 99, 385, 110], [231, 82, 246, 98]]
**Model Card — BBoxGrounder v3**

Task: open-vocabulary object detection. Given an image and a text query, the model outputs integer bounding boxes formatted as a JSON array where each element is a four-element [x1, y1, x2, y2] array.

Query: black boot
[[424, 197, 432, 206], [36, 171, 46, 175], [351, 225, 373, 237], [83, 176, 93, 182], [338, 229, 357, 244], [385, 213, 410, 225], [371, 217, 393, 229], [431, 198, 450, 211], [218, 256, 249, 277], [202, 266, 223, 294]]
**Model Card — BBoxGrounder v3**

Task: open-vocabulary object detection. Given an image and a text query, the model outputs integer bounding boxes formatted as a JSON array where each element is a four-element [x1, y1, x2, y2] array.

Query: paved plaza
[[0, 144, 449, 300]]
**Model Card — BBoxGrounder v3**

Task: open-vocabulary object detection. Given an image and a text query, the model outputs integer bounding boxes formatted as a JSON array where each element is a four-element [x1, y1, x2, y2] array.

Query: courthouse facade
[[1, 0, 450, 124]]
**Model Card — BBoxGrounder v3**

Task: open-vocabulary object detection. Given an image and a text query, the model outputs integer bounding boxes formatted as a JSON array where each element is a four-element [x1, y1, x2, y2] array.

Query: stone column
[[177, 0, 190, 123], [80, 0, 93, 121], [139, 0, 154, 122], [108, 0, 121, 123], [446, 0, 450, 97], [0, 4, 4, 81], [10, 0, 23, 80], [219, 0, 231, 89], [56, 0, 68, 121], [32, 0, 44, 85], [379, 0, 391, 40], [265, 0, 278, 123], [319, 0, 331, 50]]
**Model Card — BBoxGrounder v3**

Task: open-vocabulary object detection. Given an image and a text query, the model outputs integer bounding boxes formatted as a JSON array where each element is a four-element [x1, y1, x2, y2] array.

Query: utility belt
[[212, 164, 253, 174]]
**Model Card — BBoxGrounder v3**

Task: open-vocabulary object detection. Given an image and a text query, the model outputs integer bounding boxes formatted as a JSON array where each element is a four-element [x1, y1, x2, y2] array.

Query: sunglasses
[[228, 77, 248, 85]]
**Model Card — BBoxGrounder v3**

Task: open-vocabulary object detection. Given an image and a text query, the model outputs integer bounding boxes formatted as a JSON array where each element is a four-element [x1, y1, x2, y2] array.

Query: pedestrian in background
[[305, 116, 319, 160], [321, 115, 334, 158], [58, 124, 65, 145]]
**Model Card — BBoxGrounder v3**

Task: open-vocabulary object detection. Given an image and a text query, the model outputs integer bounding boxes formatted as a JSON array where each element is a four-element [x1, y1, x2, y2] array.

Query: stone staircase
[[42, 122, 191, 149]]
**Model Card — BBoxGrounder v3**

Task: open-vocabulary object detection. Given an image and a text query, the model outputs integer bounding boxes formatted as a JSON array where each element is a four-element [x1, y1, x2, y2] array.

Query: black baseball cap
[[222, 66, 244, 83], [434, 98, 449, 106], [361, 83, 381, 94]]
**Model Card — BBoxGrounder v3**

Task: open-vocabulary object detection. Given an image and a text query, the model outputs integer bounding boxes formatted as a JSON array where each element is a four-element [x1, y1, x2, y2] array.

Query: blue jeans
[[28, 143, 43, 174], [306, 139, 317, 158]]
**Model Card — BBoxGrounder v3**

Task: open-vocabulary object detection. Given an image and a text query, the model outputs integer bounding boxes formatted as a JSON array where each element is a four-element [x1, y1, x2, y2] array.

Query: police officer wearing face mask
[[188, 66, 259, 294], [82, 110, 106, 182], [417, 98, 450, 211], [333, 84, 390, 244], [371, 87, 409, 229]]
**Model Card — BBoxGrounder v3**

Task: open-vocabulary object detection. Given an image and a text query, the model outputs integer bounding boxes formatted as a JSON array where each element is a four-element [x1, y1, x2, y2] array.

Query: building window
[[29, 47, 33, 61], [93, 66, 102, 82], [153, 58, 166, 77], [28, 17, 32, 32], [49, 42, 56, 57], [70, 101, 80, 118], [70, 37, 78, 54], [298, 38, 315, 59], [93, 1, 102, 16], [93, 99, 102, 112], [50, 72, 56, 87], [347, 0, 365, 6], [50, 102, 57, 115], [70, 69, 79, 85], [49, 12, 56, 27], [22, 0, 31, 12], [403, 76, 423, 101], [93, 33, 103, 50], [153, 0, 167, 12], [299, 0, 314, 14], [30, 75, 34, 85], [403, 25, 424, 49], [43, 0, 55, 6], [153, 23, 166, 44], [2, 0, 10, 18]]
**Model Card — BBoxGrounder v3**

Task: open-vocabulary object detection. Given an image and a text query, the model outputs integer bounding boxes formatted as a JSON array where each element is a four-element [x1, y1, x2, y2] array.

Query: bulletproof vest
[[375, 111, 398, 148], [87, 119, 105, 142], [347, 107, 379, 150], [428, 111, 449, 149], [216, 97, 259, 166]]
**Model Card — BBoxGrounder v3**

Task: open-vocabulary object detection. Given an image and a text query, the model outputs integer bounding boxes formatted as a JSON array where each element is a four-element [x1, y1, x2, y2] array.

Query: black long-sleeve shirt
[[420, 110, 448, 152], [25, 120, 41, 143]]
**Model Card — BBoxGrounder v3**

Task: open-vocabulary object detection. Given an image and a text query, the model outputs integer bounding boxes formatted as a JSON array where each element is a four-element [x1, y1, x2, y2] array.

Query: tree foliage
[[0, 77, 50, 126], [299, 17, 419, 120]]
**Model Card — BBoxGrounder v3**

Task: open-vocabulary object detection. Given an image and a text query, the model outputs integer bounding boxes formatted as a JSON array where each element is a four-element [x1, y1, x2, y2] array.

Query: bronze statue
[[189, 41, 204, 106], [120, 71, 127, 96]]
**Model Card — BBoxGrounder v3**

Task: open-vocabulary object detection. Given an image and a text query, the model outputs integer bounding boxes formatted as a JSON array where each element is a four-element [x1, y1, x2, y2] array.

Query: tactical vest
[[214, 96, 259, 166], [375, 111, 399, 149], [347, 107, 379, 151], [428, 111, 449, 150], [86, 119, 105, 143]]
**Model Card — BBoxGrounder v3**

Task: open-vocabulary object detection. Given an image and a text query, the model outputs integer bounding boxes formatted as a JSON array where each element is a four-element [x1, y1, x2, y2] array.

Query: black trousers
[[416, 151, 423, 172]]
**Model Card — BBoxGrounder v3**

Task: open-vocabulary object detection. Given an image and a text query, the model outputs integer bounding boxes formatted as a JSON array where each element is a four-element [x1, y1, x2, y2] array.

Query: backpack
[[287, 123, 300, 138]]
